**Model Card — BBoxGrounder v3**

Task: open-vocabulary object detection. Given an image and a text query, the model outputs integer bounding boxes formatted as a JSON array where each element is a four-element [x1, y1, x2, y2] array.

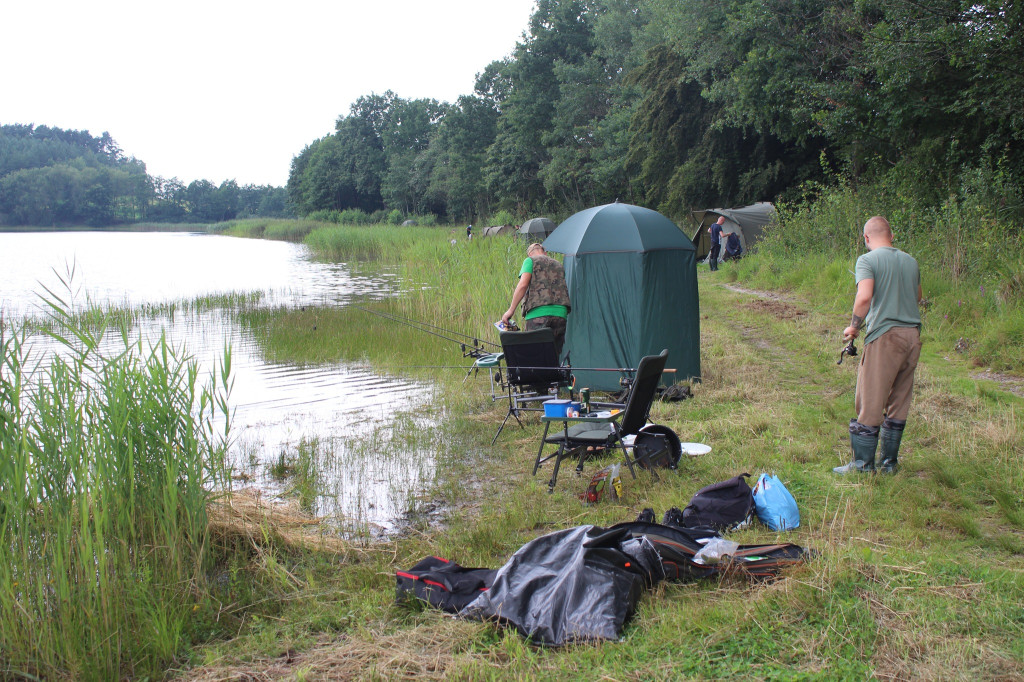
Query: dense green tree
[[237, 184, 293, 218], [254, 187, 292, 217], [285, 0, 1021, 225], [379, 97, 447, 214], [539, 0, 653, 211], [149, 177, 188, 222], [286, 115, 387, 216], [421, 95, 500, 220], [485, 0, 600, 212], [0, 124, 289, 225]]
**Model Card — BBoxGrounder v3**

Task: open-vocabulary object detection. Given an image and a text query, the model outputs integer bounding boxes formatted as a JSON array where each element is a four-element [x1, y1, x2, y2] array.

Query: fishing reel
[[837, 337, 858, 365]]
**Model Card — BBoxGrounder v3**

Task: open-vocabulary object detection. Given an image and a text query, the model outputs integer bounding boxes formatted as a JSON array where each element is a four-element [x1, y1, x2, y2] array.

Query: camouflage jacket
[[521, 254, 571, 315]]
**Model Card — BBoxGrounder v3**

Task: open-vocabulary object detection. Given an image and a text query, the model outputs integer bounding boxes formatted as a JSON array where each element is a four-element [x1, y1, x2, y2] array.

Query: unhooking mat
[[458, 524, 664, 646]]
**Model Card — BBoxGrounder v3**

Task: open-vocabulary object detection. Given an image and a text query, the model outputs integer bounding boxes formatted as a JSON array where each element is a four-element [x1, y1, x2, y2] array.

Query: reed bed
[[0, 287, 232, 679]]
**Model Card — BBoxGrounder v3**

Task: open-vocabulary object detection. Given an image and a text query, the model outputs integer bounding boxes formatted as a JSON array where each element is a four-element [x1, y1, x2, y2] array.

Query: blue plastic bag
[[752, 473, 800, 531]]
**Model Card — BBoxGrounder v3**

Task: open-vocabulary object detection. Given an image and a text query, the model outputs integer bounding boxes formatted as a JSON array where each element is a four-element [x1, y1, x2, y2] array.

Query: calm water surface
[[0, 231, 436, 533]]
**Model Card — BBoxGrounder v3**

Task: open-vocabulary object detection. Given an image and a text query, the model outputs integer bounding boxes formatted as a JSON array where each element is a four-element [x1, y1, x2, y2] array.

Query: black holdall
[[396, 556, 496, 613], [676, 473, 755, 532]]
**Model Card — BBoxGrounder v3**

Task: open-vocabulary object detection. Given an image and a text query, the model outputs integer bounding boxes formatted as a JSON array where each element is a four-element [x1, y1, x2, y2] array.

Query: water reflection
[[2, 231, 436, 534], [0, 230, 395, 316]]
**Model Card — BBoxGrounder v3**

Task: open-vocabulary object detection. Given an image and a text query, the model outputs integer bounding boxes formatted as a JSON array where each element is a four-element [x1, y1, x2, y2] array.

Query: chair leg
[[618, 439, 638, 480], [489, 369, 500, 399], [549, 445, 585, 493], [548, 444, 567, 492], [533, 422, 552, 475], [492, 388, 528, 445], [491, 407, 524, 446]]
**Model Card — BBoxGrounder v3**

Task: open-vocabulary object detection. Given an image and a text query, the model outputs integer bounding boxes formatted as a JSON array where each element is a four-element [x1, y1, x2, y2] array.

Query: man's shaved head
[[864, 216, 891, 238]]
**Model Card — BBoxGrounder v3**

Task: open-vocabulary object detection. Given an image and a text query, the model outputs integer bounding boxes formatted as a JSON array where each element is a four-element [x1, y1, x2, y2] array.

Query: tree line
[[0, 124, 293, 226], [288, 0, 1023, 226]]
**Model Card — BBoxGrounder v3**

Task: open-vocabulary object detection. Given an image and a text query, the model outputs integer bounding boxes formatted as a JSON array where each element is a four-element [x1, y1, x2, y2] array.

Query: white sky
[[1, 0, 537, 187]]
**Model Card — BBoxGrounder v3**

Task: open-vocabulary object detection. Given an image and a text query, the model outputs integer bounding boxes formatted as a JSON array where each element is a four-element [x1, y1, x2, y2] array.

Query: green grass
[[6, 215, 1024, 679], [175, 219, 1024, 680], [743, 187, 1024, 371]]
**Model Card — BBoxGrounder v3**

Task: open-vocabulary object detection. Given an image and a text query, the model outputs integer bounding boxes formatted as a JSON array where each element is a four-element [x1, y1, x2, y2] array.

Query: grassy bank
[[178, 218, 1023, 679], [737, 188, 1024, 372]]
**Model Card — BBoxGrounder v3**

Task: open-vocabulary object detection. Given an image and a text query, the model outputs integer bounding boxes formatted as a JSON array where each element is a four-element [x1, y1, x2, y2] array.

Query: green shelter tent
[[542, 202, 701, 391]]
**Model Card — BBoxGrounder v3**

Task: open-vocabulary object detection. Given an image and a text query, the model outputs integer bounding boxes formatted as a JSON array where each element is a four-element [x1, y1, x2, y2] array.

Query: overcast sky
[[1, 0, 537, 187]]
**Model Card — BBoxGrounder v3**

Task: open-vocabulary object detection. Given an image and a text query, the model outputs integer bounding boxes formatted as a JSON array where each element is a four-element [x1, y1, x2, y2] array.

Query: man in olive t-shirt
[[501, 243, 571, 358], [834, 216, 922, 475]]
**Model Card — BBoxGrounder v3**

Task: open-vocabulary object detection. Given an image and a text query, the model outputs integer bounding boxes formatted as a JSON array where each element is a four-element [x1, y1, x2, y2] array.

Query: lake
[[0, 230, 436, 534]]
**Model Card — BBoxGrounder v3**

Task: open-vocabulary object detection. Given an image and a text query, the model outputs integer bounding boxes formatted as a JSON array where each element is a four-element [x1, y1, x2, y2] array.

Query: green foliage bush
[[307, 209, 341, 224], [337, 208, 370, 225], [410, 213, 437, 226], [750, 177, 1024, 371], [488, 209, 515, 226]]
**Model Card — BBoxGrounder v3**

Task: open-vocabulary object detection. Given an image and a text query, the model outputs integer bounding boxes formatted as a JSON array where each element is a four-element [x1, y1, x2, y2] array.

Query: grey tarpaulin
[[459, 524, 664, 646]]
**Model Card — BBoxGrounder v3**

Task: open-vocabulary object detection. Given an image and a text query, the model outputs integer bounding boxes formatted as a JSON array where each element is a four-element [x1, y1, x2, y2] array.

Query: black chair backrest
[[619, 350, 669, 436], [500, 329, 568, 386]]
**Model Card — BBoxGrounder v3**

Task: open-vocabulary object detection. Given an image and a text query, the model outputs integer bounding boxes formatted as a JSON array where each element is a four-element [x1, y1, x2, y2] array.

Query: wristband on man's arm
[[850, 314, 864, 329]]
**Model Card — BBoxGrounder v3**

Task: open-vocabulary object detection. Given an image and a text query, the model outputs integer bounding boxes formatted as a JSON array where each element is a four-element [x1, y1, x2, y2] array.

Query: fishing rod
[[350, 304, 500, 356], [405, 364, 678, 374]]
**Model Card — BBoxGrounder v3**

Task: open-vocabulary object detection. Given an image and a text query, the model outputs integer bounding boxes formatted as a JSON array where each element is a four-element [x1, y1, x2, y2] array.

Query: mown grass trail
[[181, 264, 1024, 680]]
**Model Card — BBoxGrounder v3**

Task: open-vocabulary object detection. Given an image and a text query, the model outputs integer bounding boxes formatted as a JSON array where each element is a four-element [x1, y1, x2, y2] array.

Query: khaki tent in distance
[[691, 202, 776, 261], [482, 224, 517, 237]]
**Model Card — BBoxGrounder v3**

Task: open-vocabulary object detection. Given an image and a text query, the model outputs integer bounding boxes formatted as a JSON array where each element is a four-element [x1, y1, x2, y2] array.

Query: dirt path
[[971, 369, 1024, 398]]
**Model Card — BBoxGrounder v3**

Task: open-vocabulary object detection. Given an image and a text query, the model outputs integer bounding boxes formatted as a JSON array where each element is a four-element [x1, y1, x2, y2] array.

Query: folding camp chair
[[492, 328, 572, 445], [534, 349, 679, 492]]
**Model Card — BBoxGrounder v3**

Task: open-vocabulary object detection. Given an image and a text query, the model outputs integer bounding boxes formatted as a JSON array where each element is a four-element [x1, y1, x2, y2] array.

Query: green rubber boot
[[878, 419, 905, 474], [834, 423, 878, 474]]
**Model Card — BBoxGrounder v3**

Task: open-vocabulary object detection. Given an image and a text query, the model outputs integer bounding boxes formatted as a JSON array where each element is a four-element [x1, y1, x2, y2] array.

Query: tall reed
[[0, 285, 231, 678]]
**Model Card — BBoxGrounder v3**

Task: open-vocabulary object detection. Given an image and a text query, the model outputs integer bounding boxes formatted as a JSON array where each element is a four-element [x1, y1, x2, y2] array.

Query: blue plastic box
[[543, 399, 582, 418]]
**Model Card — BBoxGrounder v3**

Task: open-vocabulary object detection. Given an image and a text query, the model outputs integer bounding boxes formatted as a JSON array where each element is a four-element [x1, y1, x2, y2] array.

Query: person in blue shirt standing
[[708, 217, 725, 271], [834, 216, 923, 475]]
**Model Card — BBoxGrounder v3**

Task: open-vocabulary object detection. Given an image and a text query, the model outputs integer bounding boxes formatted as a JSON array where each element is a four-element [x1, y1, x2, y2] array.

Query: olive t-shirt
[[854, 246, 921, 344], [520, 257, 568, 320]]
